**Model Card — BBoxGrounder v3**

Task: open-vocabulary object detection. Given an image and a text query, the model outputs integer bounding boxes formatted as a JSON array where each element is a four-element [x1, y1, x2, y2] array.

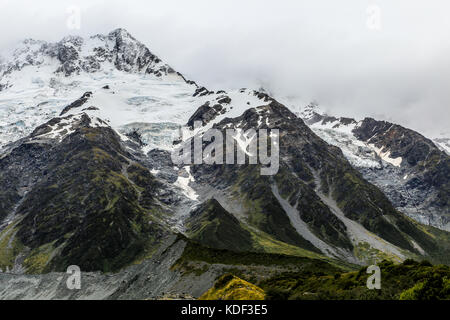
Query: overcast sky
[[0, 0, 449, 137]]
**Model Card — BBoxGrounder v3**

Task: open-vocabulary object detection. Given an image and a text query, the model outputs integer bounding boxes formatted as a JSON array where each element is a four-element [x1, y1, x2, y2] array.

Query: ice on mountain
[[174, 166, 199, 201], [126, 96, 160, 106], [0, 27, 200, 148], [119, 122, 181, 153], [368, 143, 403, 167]]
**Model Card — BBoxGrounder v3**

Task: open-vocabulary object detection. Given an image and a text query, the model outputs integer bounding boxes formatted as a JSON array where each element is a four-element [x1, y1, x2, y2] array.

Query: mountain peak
[[0, 28, 179, 81], [108, 27, 133, 38], [297, 101, 325, 123]]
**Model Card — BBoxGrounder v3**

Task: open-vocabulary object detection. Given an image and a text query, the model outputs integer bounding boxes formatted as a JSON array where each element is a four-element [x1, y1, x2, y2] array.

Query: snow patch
[[174, 166, 199, 201], [368, 144, 403, 167]]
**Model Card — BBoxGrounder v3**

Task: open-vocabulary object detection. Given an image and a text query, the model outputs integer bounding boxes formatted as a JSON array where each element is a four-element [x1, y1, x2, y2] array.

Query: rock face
[[188, 99, 447, 264], [353, 118, 450, 230], [59, 92, 92, 116], [297, 103, 450, 231], [187, 102, 225, 128], [0, 28, 177, 80], [0, 113, 172, 272], [353, 118, 437, 167]]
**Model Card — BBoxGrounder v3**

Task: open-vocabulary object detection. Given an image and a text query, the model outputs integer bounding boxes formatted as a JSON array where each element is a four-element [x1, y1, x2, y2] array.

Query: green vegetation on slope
[[274, 165, 353, 251], [175, 236, 449, 300], [261, 259, 450, 300], [173, 236, 344, 274], [200, 274, 265, 300], [232, 165, 322, 254], [13, 127, 169, 273], [185, 198, 254, 252], [417, 222, 450, 265], [0, 224, 24, 271]]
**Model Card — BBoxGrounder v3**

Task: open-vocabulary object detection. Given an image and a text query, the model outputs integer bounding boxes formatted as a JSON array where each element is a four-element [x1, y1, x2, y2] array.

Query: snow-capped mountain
[[287, 101, 450, 231], [0, 28, 449, 283], [0, 28, 176, 79], [0, 28, 187, 147], [0, 28, 272, 152], [434, 136, 450, 155]]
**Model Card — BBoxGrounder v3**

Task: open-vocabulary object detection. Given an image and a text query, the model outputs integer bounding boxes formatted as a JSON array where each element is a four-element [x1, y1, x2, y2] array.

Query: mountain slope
[[0, 28, 177, 81], [294, 103, 450, 231], [199, 274, 265, 300], [185, 198, 254, 252], [0, 113, 173, 272], [0, 28, 194, 147], [188, 98, 445, 264], [0, 29, 448, 280]]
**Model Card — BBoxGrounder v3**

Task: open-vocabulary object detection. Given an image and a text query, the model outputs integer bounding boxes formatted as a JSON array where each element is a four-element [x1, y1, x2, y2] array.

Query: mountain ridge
[[294, 103, 450, 231], [0, 29, 448, 281], [0, 28, 179, 81]]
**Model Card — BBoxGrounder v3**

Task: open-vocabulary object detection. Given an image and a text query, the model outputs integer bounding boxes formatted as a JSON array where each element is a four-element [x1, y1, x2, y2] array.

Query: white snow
[[173, 166, 199, 201], [368, 144, 403, 167], [289, 103, 406, 169], [309, 120, 382, 168], [433, 137, 450, 155], [0, 58, 271, 156]]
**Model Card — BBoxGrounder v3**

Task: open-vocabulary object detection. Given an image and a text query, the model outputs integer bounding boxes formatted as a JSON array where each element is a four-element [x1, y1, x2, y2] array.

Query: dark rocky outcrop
[[185, 199, 254, 252], [187, 102, 226, 128], [353, 118, 450, 228], [59, 91, 92, 116], [0, 115, 171, 273], [193, 86, 214, 97]]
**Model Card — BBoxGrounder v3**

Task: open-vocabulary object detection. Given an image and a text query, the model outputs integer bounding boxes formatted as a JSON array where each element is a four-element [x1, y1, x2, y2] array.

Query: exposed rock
[[187, 102, 225, 128], [193, 86, 213, 97], [352, 117, 450, 230], [190, 99, 441, 263], [0, 28, 180, 80], [59, 91, 92, 116], [0, 113, 171, 272]]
